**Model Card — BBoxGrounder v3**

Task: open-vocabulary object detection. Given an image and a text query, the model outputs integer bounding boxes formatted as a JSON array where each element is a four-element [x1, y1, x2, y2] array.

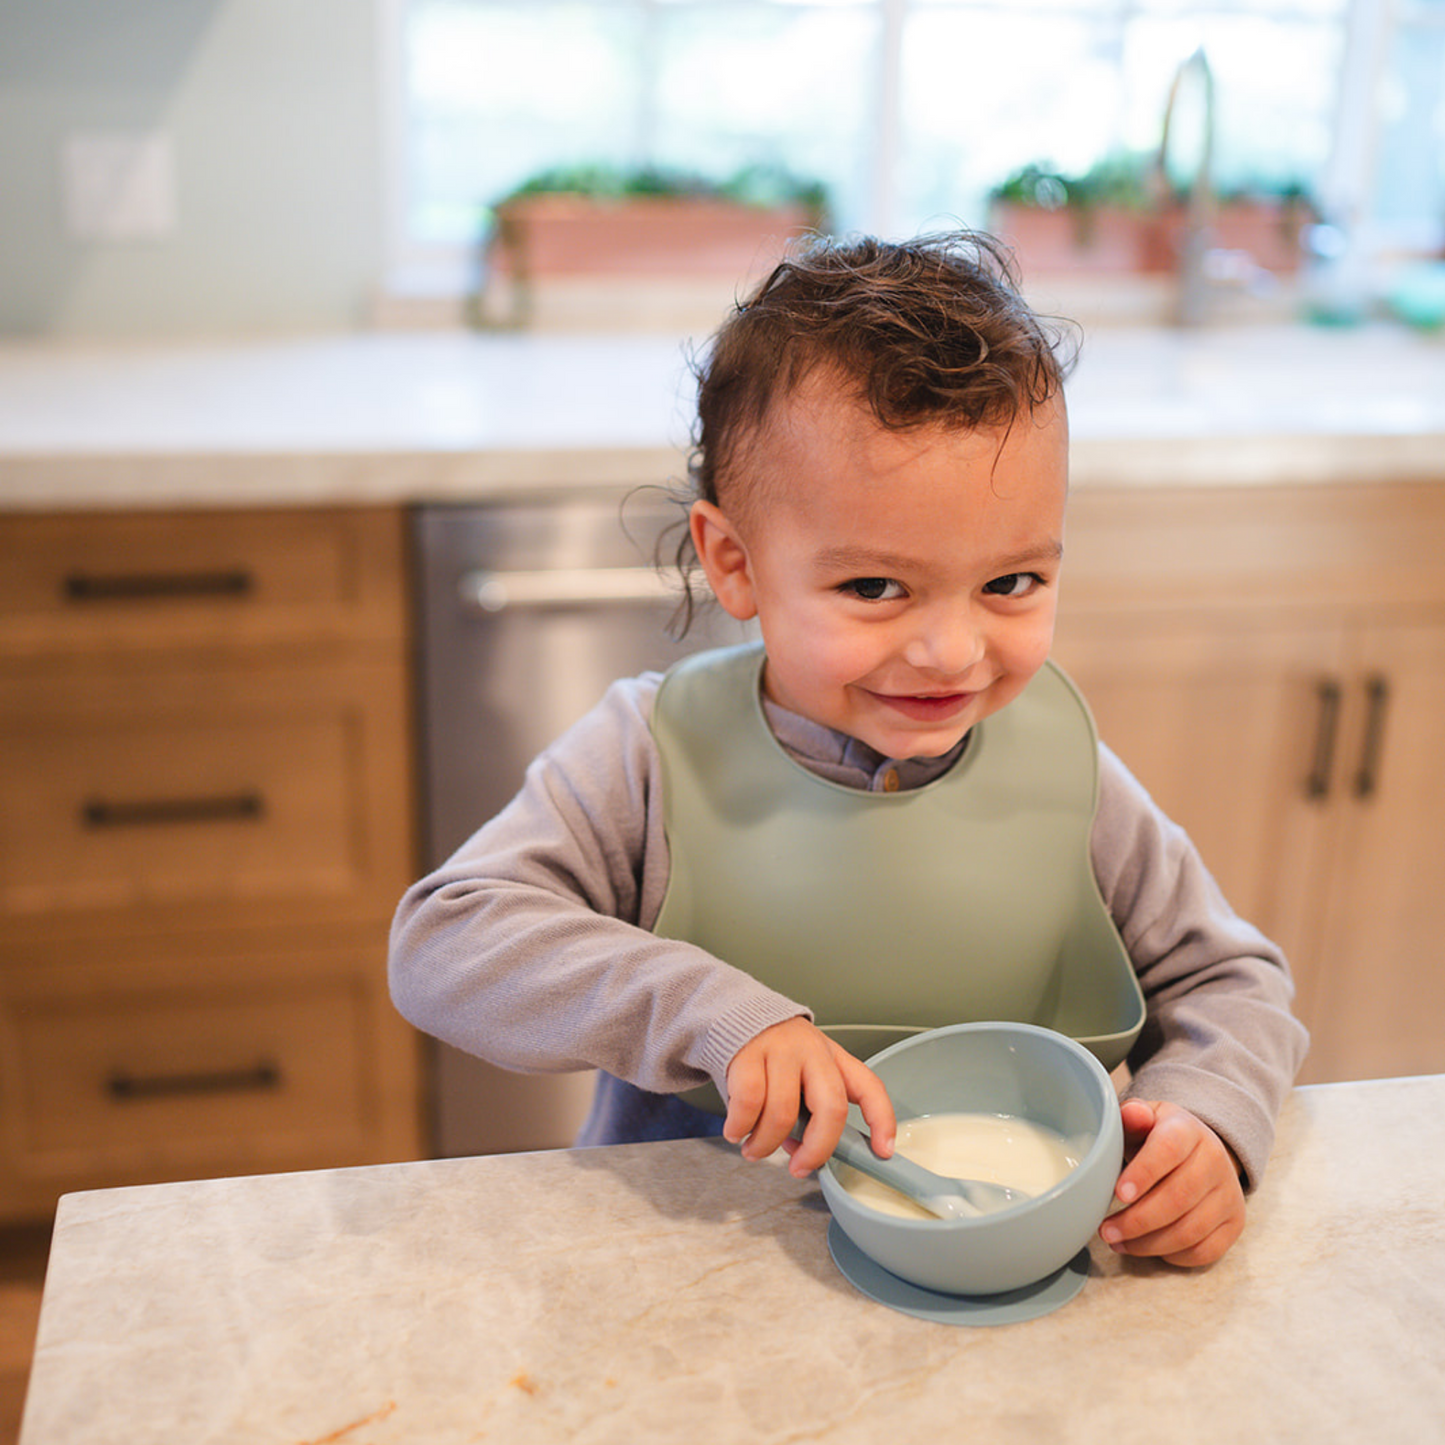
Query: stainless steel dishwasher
[[412, 493, 754, 1156]]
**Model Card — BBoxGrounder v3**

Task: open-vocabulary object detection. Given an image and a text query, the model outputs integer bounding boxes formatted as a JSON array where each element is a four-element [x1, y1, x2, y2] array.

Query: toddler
[[390, 231, 1307, 1267]]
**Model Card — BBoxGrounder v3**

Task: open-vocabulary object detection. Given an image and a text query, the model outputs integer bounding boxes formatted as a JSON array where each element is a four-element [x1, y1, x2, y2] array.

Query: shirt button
[[882, 768, 901, 792]]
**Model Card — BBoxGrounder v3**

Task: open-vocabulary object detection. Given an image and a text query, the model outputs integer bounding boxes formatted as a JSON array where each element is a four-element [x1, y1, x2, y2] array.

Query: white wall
[[0, 0, 385, 337]]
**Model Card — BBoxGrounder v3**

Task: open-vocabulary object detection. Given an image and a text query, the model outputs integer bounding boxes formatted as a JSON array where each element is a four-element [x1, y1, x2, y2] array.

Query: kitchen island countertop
[[20, 1073, 1445, 1444], [2, 323, 1444, 510]]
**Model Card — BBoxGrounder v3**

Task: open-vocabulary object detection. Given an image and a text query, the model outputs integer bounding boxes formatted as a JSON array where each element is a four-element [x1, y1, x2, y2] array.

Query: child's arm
[[1092, 744, 1309, 1194], [723, 1017, 897, 1177], [390, 675, 811, 1100], [1099, 1099, 1245, 1266]]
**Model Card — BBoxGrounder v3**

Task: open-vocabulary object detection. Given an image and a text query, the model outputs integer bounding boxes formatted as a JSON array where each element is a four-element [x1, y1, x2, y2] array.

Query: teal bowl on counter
[[818, 1021, 1123, 1297]]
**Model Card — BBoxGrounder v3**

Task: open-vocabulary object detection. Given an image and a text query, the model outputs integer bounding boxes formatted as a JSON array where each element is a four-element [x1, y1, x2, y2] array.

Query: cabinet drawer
[[0, 657, 410, 928], [1, 974, 373, 1183], [0, 508, 406, 655]]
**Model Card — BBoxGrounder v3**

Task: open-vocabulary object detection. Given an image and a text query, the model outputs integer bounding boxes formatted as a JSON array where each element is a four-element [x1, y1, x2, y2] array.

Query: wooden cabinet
[[1296, 621, 1445, 1082], [0, 508, 423, 1220], [1054, 480, 1445, 1085]]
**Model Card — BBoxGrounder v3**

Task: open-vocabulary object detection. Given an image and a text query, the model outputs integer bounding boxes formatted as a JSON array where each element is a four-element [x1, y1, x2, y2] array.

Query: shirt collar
[[760, 696, 968, 792]]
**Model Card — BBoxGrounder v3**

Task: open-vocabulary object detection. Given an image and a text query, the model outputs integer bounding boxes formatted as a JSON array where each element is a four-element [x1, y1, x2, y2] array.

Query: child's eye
[[840, 577, 906, 601], [982, 572, 1043, 598]]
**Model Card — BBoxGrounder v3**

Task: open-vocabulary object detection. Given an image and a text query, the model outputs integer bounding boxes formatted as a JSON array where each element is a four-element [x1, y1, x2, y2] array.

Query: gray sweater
[[390, 671, 1309, 1185]]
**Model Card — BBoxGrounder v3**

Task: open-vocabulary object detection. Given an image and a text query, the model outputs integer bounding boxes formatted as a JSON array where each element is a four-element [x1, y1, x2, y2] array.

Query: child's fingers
[[738, 1061, 808, 1163], [1102, 1100, 1246, 1266], [1102, 1176, 1244, 1265], [780, 1052, 896, 1179], [786, 1083, 849, 1176], [724, 1016, 815, 1155], [1114, 1102, 1195, 1205], [785, 1050, 896, 1177], [722, 1021, 898, 1176], [1119, 1097, 1157, 1151], [721, 1048, 770, 1149], [1137, 1209, 1242, 1268], [1105, 1150, 1211, 1242], [832, 1049, 896, 1159]]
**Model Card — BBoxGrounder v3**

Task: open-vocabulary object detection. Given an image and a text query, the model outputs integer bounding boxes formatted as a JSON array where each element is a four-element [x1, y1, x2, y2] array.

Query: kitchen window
[[380, 0, 1445, 296]]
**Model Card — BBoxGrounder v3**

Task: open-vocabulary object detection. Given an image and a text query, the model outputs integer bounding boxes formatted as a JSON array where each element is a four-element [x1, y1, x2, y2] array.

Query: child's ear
[[689, 500, 758, 620]]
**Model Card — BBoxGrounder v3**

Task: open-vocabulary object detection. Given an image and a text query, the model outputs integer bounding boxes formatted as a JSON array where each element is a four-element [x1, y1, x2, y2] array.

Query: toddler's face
[[692, 377, 1068, 760]]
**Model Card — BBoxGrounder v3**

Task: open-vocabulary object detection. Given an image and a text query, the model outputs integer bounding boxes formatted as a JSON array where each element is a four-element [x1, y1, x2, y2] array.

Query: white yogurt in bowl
[[835, 1112, 1081, 1220]]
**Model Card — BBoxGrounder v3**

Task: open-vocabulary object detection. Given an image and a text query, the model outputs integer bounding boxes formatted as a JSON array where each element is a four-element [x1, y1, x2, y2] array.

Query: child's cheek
[[1016, 612, 1059, 676]]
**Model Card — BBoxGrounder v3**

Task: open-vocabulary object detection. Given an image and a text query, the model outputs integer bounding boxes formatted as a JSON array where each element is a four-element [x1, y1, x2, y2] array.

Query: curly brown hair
[[665, 228, 1077, 633]]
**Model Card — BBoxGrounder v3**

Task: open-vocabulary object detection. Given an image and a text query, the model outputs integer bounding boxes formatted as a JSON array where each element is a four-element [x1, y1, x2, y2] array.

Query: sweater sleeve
[[388, 674, 809, 1098], [1091, 743, 1310, 1187]]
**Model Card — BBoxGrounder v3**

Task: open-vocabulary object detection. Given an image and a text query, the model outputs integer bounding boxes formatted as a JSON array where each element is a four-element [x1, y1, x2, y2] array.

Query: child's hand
[[1100, 1099, 1245, 1267], [724, 1018, 896, 1179]]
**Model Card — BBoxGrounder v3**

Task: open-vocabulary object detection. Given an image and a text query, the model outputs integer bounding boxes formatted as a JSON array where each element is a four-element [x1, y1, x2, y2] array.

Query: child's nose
[[902, 606, 986, 675]]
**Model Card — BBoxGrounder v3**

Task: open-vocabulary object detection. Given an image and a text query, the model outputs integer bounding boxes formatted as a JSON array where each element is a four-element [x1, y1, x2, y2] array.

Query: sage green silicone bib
[[651, 643, 1144, 1111]]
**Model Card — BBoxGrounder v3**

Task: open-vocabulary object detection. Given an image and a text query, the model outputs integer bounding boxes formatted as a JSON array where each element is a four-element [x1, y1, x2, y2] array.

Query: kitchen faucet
[[1156, 47, 1217, 326]]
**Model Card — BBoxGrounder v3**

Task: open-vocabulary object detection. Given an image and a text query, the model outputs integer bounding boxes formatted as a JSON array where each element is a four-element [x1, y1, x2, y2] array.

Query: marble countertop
[[1, 324, 1444, 509], [21, 1074, 1445, 1444]]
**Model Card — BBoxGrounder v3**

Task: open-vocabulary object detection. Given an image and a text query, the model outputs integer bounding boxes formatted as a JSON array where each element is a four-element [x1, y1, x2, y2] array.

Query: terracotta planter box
[[1197, 200, 1310, 274], [488, 195, 818, 281], [989, 202, 1154, 275], [990, 199, 1307, 278]]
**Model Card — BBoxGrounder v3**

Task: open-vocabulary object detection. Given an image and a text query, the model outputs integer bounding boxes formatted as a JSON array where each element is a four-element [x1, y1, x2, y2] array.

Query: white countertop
[[20, 1075, 1445, 1444], [1, 324, 1443, 508]]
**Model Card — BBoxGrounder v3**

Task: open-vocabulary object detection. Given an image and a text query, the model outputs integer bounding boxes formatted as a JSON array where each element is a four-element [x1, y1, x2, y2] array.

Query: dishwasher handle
[[458, 566, 682, 613]]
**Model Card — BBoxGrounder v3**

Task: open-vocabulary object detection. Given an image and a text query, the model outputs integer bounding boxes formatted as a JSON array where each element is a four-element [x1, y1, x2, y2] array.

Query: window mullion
[[636, 0, 663, 170], [1321, 0, 1393, 238], [870, 0, 907, 236]]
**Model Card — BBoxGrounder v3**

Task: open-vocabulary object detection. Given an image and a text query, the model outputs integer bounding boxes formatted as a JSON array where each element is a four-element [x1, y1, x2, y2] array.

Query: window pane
[[647, 4, 879, 229], [898, 3, 1345, 237], [1120, 9, 1345, 194], [402, 0, 879, 244], [898, 10, 1120, 233], [1374, 6, 1445, 236], [404, 1, 647, 244]]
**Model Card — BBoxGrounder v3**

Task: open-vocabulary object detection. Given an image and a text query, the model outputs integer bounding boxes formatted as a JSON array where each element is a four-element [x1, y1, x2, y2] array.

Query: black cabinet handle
[[81, 791, 265, 828], [1353, 674, 1390, 800], [63, 569, 253, 602], [1306, 679, 1341, 800], [106, 1061, 282, 1101]]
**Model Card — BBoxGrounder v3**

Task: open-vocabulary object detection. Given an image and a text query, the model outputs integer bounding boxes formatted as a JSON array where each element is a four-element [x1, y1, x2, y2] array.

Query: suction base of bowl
[[827, 1222, 1091, 1325]]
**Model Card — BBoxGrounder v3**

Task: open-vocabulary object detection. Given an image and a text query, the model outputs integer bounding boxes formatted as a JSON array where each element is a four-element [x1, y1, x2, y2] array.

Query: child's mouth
[[876, 691, 975, 722]]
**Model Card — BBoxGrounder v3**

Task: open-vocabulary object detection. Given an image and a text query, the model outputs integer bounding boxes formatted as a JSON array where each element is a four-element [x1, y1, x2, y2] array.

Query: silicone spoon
[[818, 1119, 1029, 1220]]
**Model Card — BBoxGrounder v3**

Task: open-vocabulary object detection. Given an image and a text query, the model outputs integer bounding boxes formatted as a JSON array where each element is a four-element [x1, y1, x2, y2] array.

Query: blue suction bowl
[[818, 1021, 1123, 1297]]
